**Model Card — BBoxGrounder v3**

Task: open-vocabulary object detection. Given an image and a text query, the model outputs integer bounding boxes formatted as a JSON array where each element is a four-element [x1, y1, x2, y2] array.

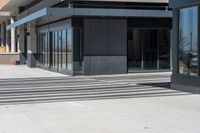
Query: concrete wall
[[0, 53, 20, 64], [83, 19, 127, 75]]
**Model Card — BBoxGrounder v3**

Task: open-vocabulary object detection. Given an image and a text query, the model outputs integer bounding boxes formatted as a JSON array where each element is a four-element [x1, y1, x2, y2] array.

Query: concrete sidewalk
[[0, 65, 199, 133], [0, 94, 200, 133], [0, 65, 67, 79]]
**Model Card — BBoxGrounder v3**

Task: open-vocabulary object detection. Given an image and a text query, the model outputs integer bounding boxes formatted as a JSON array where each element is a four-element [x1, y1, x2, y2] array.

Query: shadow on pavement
[[138, 82, 171, 89]]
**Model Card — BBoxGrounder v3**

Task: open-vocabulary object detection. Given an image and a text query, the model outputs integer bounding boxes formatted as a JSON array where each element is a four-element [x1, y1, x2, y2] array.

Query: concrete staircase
[[0, 76, 186, 105]]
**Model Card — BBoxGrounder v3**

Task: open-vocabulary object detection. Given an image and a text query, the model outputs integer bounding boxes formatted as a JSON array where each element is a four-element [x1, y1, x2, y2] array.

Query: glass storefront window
[[36, 28, 74, 72], [143, 30, 158, 70], [67, 29, 73, 70], [159, 30, 171, 69], [179, 6, 198, 75], [62, 30, 67, 70], [55, 31, 58, 70], [37, 34, 43, 65], [128, 29, 171, 72], [52, 32, 55, 68], [58, 31, 62, 71], [127, 29, 142, 70]]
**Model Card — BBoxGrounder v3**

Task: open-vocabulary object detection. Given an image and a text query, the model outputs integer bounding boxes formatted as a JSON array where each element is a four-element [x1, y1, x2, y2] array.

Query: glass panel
[[46, 33, 49, 67], [44, 33, 49, 67], [67, 29, 73, 70], [40, 34, 43, 65], [43, 34, 45, 65], [58, 31, 62, 70], [52, 32, 55, 68], [143, 30, 158, 70], [37, 34, 42, 65], [36, 29, 75, 73], [62, 30, 67, 70], [55, 31, 59, 70], [179, 6, 198, 75], [53, 32, 56, 68], [41, 34, 44, 64], [159, 29, 171, 69], [127, 29, 142, 71], [128, 29, 171, 72]]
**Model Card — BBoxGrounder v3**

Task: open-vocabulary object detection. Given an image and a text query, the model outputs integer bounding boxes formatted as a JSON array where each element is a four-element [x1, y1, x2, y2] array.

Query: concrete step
[[0, 88, 185, 105], [0, 74, 173, 105], [0, 82, 170, 92], [0, 78, 169, 89], [0, 85, 170, 96]]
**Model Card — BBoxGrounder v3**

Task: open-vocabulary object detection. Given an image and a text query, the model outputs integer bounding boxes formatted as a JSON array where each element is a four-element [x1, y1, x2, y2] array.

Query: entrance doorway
[[128, 29, 171, 72]]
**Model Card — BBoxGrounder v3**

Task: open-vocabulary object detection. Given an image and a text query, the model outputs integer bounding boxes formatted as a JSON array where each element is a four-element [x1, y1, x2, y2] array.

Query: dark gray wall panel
[[109, 20, 127, 55], [128, 18, 172, 29], [84, 56, 127, 75], [84, 20, 91, 55], [84, 19, 109, 55], [37, 19, 72, 33], [84, 19, 127, 56], [171, 74, 200, 93], [90, 19, 109, 55], [83, 18, 127, 75], [169, 0, 200, 8]]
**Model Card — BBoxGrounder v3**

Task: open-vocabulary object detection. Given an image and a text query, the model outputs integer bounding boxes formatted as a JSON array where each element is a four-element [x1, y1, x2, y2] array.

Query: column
[[6, 19, 11, 53], [0, 24, 1, 46], [18, 25, 26, 64], [27, 23, 37, 68], [11, 18, 16, 53], [1, 22, 6, 47]]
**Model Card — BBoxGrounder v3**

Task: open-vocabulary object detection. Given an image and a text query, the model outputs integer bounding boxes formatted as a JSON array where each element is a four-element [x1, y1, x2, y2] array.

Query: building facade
[[0, 1, 20, 64], [170, 0, 200, 93], [1, 0, 172, 75]]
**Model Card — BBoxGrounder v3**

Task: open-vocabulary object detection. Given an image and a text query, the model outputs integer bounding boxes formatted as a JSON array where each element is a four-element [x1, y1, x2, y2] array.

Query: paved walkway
[[0, 65, 67, 79], [0, 65, 199, 133]]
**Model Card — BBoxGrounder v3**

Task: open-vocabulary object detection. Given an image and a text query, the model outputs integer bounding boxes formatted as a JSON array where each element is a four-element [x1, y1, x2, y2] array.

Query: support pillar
[[11, 18, 16, 53], [1, 22, 6, 47], [27, 23, 37, 68], [0, 24, 1, 46], [6, 19, 11, 53], [18, 25, 26, 64]]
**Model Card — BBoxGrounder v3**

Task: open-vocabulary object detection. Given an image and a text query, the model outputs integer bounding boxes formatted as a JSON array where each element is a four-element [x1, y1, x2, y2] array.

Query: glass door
[[128, 28, 171, 72], [128, 29, 142, 71], [143, 29, 158, 70]]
